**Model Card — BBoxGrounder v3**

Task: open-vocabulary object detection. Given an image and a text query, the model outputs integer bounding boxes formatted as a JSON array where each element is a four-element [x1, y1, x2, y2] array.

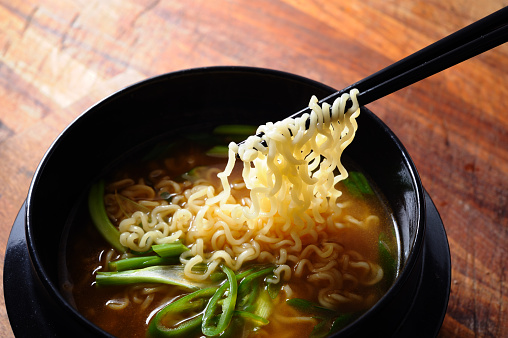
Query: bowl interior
[[26, 66, 424, 335]]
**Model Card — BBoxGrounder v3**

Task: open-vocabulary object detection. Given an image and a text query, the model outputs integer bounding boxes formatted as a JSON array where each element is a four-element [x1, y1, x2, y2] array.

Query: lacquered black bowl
[[4, 67, 451, 337]]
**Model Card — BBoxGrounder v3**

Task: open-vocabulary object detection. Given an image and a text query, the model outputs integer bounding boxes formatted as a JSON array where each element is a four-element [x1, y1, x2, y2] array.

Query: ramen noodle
[[60, 89, 399, 337]]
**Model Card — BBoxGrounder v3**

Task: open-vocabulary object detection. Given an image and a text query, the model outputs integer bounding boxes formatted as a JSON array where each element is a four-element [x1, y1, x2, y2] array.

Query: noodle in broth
[[61, 90, 399, 337]]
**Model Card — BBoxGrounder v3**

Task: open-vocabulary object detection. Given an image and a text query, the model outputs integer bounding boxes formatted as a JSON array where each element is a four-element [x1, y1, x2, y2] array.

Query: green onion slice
[[202, 264, 238, 336], [152, 242, 189, 258], [108, 256, 179, 271], [96, 265, 219, 290], [147, 287, 217, 337], [88, 181, 126, 253]]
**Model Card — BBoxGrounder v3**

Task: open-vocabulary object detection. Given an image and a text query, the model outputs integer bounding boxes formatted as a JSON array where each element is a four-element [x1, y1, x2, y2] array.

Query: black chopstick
[[237, 6, 508, 149]]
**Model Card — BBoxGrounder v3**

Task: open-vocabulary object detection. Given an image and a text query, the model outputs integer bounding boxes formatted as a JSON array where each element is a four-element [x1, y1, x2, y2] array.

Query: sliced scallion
[[266, 278, 282, 299], [286, 298, 336, 317], [309, 318, 331, 338], [147, 287, 217, 337], [88, 181, 126, 253], [212, 124, 258, 136], [238, 278, 260, 311], [108, 255, 179, 272], [328, 313, 354, 335], [233, 310, 269, 326], [252, 287, 273, 321], [206, 145, 230, 158], [152, 242, 189, 258], [379, 233, 397, 282], [160, 191, 174, 202], [202, 264, 238, 336], [96, 265, 219, 290], [181, 166, 207, 182], [342, 171, 374, 198], [237, 267, 274, 297]]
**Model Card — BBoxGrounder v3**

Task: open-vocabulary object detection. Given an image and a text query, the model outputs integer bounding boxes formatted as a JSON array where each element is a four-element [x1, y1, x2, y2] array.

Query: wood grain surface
[[0, 0, 506, 337]]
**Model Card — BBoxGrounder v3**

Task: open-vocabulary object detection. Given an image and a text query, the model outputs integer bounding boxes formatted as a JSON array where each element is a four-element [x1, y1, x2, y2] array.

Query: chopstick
[[238, 6, 508, 148]]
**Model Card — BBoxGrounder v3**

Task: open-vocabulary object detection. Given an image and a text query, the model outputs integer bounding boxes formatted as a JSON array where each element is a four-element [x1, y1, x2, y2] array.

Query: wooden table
[[0, 1, 506, 337]]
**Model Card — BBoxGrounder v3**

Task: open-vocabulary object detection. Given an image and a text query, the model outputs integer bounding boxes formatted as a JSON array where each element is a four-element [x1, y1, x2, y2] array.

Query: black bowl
[[5, 67, 450, 337]]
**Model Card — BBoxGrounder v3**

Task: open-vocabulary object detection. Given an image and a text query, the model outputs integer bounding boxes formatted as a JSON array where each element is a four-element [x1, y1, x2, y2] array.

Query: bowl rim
[[25, 65, 426, 337]]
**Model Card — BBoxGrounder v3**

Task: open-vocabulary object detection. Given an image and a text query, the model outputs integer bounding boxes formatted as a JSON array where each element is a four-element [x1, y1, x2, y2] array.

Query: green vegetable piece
[[212, 124, 258, 143], [209, 271, 227, 282], [310, 318, 332, 338], [88, 181, 126, 253], [208, 266, 258, 287], [213, 125, 257, 136], [238, 267, 274, 297], [205, 266, 262, 287], [109, 256, 179, 271], [342, 178, 362, 198], [235, 266, 260, 280], [152, 242, 189, 258], [252, 287, 273, 321], [206, 145, 230, 158], [350, 171, 373, 195], [181, 166, 207, 182], [189, 262, 207, 273], [160, 191, 174, 202], [266, 280, 282, 299], [328, 313, 354, 335], [287, 299, 354, 338], [342, 171, 374, 198], [236, 267, 274, 313], [233, 310, 269, 326], [286, 298, 336, 317], [307, 313, 355, 338], [202, 264, 238, 336], [96, 265, 219, 290], [238, 278, 260, 311], [147, 287, 217, 337], [379, 233, 397, 282]]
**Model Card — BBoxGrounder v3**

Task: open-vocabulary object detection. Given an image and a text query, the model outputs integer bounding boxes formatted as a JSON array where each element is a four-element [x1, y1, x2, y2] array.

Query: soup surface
[[60, 128, 399, 338]]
